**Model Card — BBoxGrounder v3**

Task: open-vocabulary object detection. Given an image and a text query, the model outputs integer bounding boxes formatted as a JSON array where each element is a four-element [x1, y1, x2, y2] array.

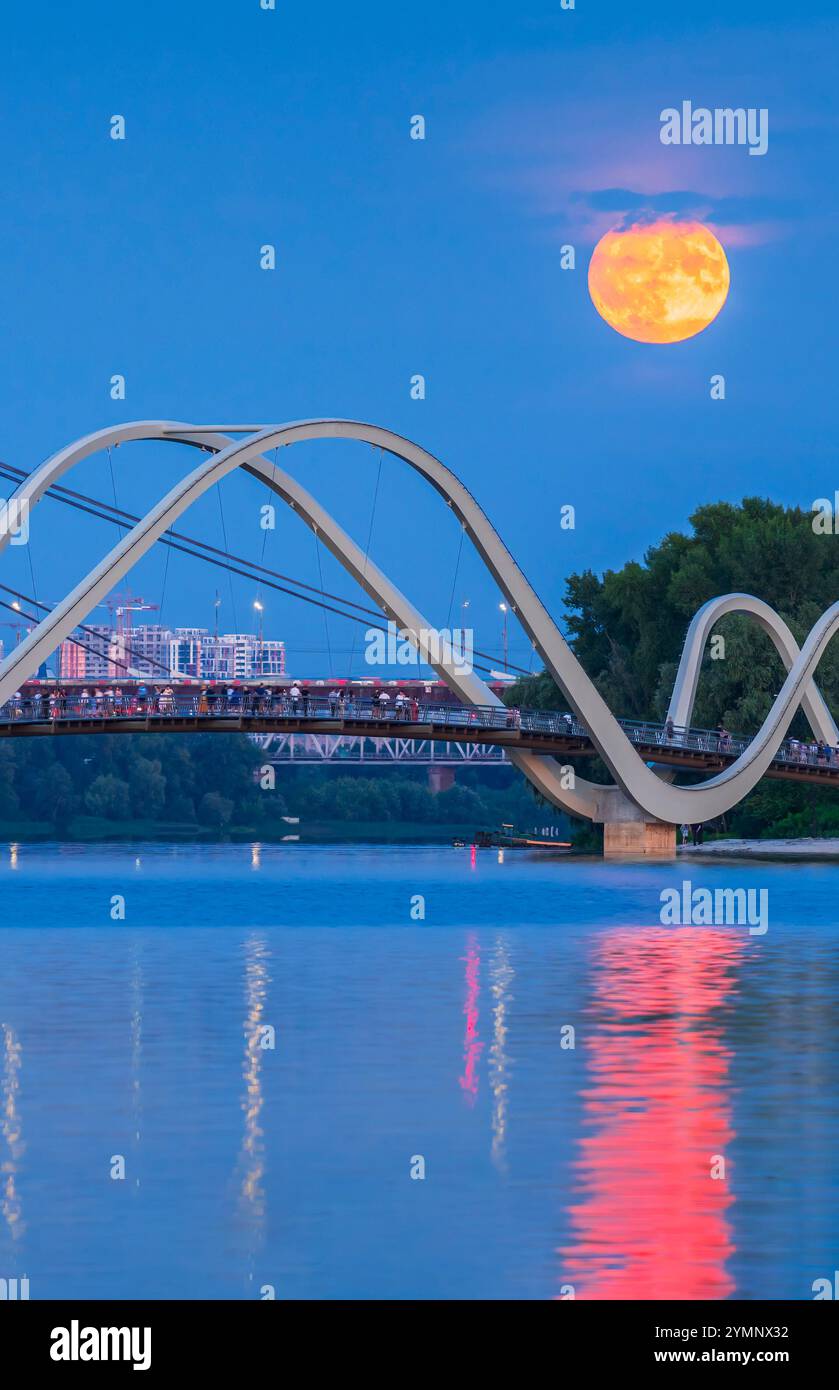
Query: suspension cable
[[0, 595, 169, 683], [0, 462, 415, 621], [0, 582, 174, 680], [446, 525, 465, 630], [313, 528, 333, 675], [347, 446, 384, 676], [0, 572, 523, 686], [0, 462, 532, 678], [106, 446, 125, 538], [215, 481, 238, 634]]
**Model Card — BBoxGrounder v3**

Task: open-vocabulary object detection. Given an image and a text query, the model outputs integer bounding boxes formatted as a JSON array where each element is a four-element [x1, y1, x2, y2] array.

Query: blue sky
[[1, 0, 837, 674]]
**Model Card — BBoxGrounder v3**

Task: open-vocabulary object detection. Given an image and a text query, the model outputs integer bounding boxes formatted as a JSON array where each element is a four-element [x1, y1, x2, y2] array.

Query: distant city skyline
[[57, 620, 287, 683], [0, 617, 287, 683]]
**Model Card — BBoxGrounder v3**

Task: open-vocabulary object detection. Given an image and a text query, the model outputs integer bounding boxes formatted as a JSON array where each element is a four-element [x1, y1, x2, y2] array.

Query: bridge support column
[[603, 820, 676, 857], [428, 766, 455, 793], [594, 788, 676, 859]]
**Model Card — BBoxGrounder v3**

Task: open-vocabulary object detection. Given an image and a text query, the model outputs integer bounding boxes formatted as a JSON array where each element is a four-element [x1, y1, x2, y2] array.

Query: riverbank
[[0, 817, 494, 845], [684, 837, 839, 861]]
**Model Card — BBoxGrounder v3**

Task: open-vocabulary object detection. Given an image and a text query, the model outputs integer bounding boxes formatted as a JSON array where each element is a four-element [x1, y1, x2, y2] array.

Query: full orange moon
[[587, 219, 730, 344]]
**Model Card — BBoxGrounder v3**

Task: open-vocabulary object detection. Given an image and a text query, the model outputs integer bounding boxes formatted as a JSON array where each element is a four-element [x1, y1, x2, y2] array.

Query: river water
[[0, 842, 836, 1300]]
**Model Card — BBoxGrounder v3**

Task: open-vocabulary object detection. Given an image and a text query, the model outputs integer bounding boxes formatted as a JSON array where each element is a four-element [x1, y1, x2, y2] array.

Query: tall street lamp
[[253, 600, 264, 676]]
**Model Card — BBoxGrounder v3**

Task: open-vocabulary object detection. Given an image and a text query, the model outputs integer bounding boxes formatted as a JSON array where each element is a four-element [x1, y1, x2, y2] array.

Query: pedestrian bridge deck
[[1, 695, 838, 789]]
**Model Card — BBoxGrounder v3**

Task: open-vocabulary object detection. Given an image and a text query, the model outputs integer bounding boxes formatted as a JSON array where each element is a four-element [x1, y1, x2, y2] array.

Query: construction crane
[[100, 591, 159, 676], [0, 596, 33, 651], [0, 618, 30, 648]]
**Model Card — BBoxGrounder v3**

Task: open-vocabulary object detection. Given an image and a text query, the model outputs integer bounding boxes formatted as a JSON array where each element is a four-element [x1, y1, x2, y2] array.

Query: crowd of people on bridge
[[0, 685, 431, 723], [657, 717, 839, 768], [1, 687, 838, 769], [0, 683, 530, 739], [784, 737, 837, 767]]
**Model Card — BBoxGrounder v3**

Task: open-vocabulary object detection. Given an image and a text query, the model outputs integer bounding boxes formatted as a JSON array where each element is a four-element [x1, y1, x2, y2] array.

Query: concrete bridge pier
[[428, 765, 455, 793], [593, 787, 676, 858]]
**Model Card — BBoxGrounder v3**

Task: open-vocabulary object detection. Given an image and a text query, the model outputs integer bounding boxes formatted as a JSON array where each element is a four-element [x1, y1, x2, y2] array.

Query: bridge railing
[[0, 691, 837, 771], [611, 715, 839, 770]]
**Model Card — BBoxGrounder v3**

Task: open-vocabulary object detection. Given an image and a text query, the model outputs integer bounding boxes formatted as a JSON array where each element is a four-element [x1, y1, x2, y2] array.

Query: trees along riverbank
[[0, 731, 555, 840], [506, 497, 839, 840]]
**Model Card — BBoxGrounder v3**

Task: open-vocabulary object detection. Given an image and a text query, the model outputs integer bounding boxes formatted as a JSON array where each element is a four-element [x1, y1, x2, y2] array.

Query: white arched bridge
[[2, 418, 838, 855]]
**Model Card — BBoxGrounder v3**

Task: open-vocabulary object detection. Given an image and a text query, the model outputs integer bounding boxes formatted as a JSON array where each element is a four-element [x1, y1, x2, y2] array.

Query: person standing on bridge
[[329, 689, 340, 717], [665, 716, 675, 743], [289, 683, 301, 714]]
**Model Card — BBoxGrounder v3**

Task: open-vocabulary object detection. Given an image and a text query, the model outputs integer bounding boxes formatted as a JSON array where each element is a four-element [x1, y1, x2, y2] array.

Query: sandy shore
[[682, 837, 839, 860]]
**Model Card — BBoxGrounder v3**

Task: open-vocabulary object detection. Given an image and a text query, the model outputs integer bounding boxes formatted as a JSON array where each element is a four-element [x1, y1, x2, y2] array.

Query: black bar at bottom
[[1, 1299, 835, 1377]]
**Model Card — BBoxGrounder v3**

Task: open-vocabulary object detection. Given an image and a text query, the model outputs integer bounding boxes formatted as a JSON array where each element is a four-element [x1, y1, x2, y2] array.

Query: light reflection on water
[[0, 842, 837, 1299], [459, 934, 483, 1104], [561, 928, 741, 1300], [235, 936, 269, 1283], [1, 1023, 25, 1241]]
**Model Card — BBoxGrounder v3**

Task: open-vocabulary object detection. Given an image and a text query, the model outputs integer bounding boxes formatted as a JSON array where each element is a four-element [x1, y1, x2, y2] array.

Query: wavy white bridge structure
[[2, 418, 837, 854]]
